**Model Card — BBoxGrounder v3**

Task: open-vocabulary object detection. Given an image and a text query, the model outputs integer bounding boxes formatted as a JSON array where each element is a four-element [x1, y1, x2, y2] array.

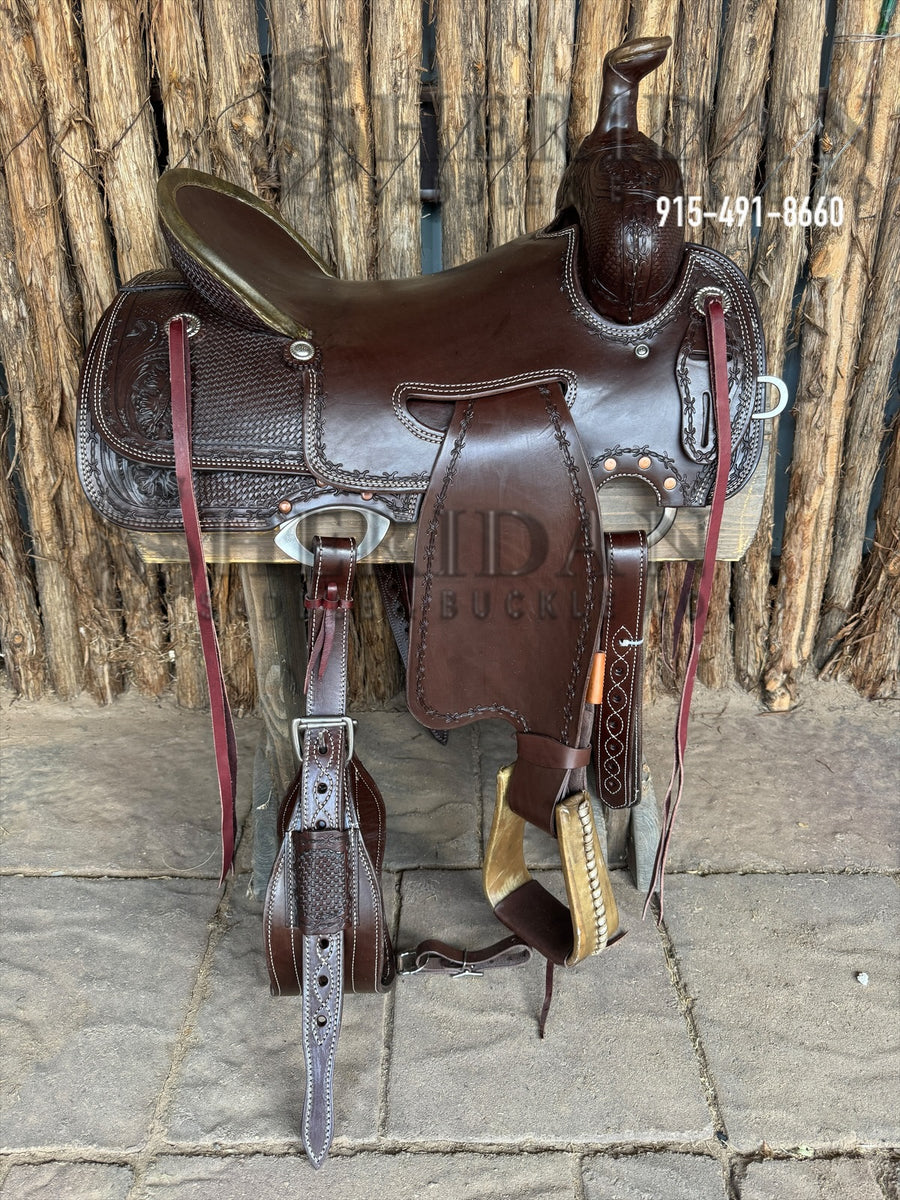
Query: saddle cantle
[[77, 36, 776, 1168]]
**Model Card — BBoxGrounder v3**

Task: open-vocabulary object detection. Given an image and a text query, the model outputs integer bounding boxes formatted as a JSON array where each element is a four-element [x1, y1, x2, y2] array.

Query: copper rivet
[[361, 491, 374, 501], [638, 456, 652, 470], [664, 477, 677, 491], [603, 457, 617, 472], [277, 500, 292, 514]]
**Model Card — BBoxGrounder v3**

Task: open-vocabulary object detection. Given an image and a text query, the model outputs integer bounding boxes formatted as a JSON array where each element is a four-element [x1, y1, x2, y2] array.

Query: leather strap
[[593, 530, 649, 809], [291, 537, 355, 1168], [397, 936, 531, 976], [168, 315, 238, 881], [645, 296, 732, 915]]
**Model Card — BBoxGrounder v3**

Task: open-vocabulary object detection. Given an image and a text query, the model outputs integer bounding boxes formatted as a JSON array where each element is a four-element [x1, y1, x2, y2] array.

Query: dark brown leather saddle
[[77, 38, 781, 1167]]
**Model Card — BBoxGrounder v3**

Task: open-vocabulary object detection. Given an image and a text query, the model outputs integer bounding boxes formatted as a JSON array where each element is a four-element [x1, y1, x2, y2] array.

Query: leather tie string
[[304, 585, 351, 693], [644, 295, 732, 919], [168, 315, 238, 882]]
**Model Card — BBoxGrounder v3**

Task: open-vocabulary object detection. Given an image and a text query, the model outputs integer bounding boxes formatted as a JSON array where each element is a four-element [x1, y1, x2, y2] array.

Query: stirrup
[[483, 764, 620, 966]]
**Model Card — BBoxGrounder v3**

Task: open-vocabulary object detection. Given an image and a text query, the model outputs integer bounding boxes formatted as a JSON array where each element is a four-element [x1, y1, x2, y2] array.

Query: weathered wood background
[[1, 0, 897, 713]]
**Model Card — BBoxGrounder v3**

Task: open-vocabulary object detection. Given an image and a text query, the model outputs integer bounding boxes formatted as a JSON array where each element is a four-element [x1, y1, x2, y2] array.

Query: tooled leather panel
[[77, 414, 418, 532], [595, 531, 647, 809], [287, 830, 352, 935], [85, 276, 307, 471]]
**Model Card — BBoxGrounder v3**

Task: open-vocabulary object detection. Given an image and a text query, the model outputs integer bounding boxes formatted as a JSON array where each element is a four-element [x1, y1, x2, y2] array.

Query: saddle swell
[[553, 36, 684, 325]]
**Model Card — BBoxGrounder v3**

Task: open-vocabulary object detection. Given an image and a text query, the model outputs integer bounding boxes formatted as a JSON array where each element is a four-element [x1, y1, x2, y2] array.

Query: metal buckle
[[753, 375, 789, 421], [396, 950, 425, 976], [274, 506, 391, 566], [291, 715, 355, 763]]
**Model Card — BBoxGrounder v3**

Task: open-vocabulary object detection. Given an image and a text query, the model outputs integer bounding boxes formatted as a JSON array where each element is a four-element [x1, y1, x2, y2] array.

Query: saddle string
[[168, 314, 238, 882], [643, 296, 733, 920]]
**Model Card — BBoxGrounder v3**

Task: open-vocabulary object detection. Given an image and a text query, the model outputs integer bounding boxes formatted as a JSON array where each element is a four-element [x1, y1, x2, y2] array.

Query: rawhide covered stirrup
[[263, 536, 393, 1168]]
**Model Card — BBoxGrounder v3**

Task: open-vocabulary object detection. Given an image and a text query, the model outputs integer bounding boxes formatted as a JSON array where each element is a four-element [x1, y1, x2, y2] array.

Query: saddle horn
[[554, 36, 684, 325]]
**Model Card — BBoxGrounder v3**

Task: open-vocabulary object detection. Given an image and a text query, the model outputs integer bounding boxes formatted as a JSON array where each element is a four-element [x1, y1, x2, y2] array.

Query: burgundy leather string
[[644, 296, 732, 918], [168, 315, 238, 881]]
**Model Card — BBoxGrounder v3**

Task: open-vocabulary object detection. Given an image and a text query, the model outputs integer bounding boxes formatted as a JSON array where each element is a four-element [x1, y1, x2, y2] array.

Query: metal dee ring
[[647, 506, 676, 547], [166, 311, 201, 337], [752, 375, 789, 421]]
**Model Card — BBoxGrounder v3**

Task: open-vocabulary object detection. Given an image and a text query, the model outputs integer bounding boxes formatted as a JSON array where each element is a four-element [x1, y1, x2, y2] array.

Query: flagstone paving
[[1, 683, 896, 1198]]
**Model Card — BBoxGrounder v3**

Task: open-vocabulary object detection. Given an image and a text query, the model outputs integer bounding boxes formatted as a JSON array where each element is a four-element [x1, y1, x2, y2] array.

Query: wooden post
[[733, 0, 827, 692], [149, 0, 212, 173], [764, 0, 898, 709], [628, 0, 679, 141], [436, 0, 488, 267], [816, 62, 900, 666], [0, 13, 122, 702], [0, 397, 46, 700], [202, 0, 270, 193], [371, 0, 422, 278], [487, 0, 529, 246], [842, 418, 900, 699], [568, 0, 628, 151], [525, 0, 575, 233], [267, 0, 332, 258]]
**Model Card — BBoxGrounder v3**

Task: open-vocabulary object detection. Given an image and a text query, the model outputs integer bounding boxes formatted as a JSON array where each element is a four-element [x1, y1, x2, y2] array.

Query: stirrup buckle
[[291, 715, 355, 763]]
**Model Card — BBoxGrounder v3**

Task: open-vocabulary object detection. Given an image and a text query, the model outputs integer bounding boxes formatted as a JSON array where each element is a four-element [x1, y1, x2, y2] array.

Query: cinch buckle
[[274, 506, 391, 566], [291, 715, 355, 763]]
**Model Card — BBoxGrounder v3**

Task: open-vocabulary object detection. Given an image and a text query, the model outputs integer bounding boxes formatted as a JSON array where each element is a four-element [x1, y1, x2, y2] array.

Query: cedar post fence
[[1, 0, 897, 710]]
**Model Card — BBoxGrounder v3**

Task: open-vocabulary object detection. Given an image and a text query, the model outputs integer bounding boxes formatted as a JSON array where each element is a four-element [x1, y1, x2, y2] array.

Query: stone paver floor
[[0, 681, 897, 1198]]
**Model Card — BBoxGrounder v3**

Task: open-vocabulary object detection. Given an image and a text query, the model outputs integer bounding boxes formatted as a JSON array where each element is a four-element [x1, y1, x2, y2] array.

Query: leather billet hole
[[318, 974, 329, 988], [316, 781, 328, 794], [316, 1014, 328, 1027], [319, 938, 330, 950], [315, 819, 327, 830]]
